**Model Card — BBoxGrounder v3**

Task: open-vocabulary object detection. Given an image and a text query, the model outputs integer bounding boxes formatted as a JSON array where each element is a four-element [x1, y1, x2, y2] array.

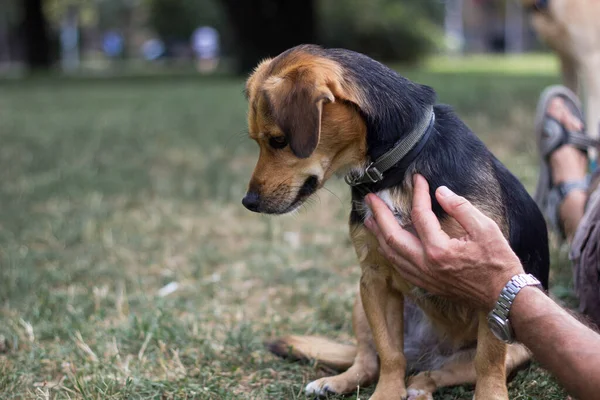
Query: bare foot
[[546, 97, 588, 184]]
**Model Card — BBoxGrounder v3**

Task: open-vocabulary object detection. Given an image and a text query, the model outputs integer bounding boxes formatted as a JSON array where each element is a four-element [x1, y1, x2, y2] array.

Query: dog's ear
[[265, 76, 334, 158]]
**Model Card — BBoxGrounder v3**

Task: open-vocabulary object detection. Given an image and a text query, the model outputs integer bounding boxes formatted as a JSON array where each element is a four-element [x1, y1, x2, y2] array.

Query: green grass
[[0, 57, 573, 399], [421, 53, 559, 76]]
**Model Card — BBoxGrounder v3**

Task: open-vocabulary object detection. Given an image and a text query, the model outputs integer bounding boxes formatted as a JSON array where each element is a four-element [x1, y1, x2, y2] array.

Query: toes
[[567, 113, 583, 131], [547, 97, 584, 132], [305, 380, 326, 397], [547, 97, 565, 119]]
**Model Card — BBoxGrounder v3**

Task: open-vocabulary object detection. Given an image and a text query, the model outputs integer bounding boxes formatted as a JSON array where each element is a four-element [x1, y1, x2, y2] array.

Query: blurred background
[[0, 1, 571, 399], [1, 0, 547, 75]]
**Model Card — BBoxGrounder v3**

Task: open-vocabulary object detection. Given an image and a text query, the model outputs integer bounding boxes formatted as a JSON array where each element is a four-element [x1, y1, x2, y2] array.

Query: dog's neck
[[345, 107, 436, 194], [363, 102, 435, 160], [325, 48, 436, 162], [354, 104, 437, 192], [321, 48, 438, 219], [346, 94, 437, 227]]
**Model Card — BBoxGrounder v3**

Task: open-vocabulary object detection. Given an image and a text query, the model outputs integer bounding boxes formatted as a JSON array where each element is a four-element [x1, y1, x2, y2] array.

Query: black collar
[[345, 108, 436, 195]]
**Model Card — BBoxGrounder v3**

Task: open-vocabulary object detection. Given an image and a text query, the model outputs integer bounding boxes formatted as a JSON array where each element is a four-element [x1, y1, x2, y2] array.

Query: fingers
[[373, 232, 447, 296], [411, 174, 449, 246], [376, 238, 432, 287], [365, 216, 434, 288], [435, 185, 493, 237], [364, 194, 424, 265]]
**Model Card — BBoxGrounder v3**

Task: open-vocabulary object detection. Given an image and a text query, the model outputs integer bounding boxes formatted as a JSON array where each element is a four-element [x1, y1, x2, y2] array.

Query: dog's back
[[495, 157, 550, 287], [413, 105, 550, 290], [327, 46, 550, 289]]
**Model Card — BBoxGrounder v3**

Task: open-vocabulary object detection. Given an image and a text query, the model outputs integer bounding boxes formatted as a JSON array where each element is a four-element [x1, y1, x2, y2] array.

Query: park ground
[[0, 55, 575, 399]]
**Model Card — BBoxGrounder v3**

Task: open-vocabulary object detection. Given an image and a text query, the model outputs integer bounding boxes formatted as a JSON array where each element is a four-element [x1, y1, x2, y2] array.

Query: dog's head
[[242, 46, 368, 214]]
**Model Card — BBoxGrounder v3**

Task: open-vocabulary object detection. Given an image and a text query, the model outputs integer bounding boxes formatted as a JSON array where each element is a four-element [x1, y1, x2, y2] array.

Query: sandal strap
[[567, 132, 600, 150], [556, 176, 591, 201], [545, 176, 590, 238], [542, 117, 600, 159]]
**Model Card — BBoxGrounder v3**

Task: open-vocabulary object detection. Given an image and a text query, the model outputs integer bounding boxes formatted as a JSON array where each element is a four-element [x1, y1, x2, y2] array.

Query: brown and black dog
[[242, 45, 549, 400]]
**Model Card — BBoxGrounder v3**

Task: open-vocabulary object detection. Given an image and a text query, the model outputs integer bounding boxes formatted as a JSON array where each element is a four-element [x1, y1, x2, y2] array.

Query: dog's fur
[[242, 45, 549, 400], [524, 0, 600, 145]]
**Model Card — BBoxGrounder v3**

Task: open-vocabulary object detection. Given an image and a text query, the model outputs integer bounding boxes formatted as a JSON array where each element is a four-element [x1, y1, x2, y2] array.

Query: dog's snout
[[242, 192, 260, 212]]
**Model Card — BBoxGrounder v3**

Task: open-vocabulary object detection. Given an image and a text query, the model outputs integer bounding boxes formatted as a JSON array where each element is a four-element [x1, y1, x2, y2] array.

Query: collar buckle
[[363, 163, 384, 183], [344, 106, 435, 189], [344, 162, 383, 186]]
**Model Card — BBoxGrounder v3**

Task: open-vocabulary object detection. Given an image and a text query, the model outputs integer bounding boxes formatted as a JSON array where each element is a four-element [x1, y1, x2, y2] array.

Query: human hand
[[364, 174, 524, 310]]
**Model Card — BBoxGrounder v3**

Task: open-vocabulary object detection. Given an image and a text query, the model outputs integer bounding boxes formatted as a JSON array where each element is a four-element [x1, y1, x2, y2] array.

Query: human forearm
[[511, 287, 600, 399]]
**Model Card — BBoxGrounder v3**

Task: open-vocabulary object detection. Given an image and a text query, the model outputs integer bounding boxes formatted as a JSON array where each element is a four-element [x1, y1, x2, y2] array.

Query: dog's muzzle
[[242, 175, 320, 214]]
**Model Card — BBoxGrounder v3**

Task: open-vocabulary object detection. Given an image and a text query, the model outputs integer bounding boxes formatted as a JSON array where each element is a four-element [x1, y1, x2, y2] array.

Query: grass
[[421, 53, 559, 76], [0, 56, 574, 399]]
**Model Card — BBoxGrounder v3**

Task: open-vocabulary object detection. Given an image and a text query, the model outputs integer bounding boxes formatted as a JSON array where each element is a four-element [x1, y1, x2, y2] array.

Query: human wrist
[[512, 285, 545, 312], [487, 273, 544, 343], [509, 286, 549, 340]]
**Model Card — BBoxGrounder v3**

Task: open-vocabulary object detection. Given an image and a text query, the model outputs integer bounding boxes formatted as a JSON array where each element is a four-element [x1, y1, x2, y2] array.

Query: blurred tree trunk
[[505, 0, 524, 53], [220, 0, 315, 73], [22, 0, 51, 69], [444, 0, 464, 55], [0, 9, 10, 64]]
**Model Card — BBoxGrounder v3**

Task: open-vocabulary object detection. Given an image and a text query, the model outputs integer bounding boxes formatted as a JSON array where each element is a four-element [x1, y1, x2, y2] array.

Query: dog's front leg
[[474, 311, 508, 400], [360, 264, 407, 400], [304, 290, 379, 396]]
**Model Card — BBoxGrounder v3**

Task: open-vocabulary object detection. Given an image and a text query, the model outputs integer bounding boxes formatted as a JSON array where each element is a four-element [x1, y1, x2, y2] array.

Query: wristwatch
[[487, 273, 543, 343]]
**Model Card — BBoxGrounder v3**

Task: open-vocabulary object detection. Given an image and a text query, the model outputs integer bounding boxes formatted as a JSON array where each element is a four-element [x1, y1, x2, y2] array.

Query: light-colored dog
[[524, 0, 600, 149]]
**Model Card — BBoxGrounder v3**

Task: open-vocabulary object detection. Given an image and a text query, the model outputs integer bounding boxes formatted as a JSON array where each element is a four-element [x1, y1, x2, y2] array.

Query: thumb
[[435, 186, 492, 236]]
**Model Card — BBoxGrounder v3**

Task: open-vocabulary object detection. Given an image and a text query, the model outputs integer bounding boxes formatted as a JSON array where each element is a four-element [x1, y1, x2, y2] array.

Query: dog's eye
[[268, 135, 288, 149]]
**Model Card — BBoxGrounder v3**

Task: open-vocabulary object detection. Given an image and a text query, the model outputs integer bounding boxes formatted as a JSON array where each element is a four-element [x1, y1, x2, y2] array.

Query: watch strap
[[488, 273, 543, 342]]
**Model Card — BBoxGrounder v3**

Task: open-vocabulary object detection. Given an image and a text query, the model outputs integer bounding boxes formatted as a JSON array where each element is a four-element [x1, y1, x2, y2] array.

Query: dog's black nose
[[242, 192, 260, 212]]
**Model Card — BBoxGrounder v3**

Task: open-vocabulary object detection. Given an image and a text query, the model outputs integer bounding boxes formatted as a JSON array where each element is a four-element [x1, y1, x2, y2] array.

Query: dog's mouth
[[248, 175, 320, 215], [297, 175, 320, 201], [280, 175, 319, 214]]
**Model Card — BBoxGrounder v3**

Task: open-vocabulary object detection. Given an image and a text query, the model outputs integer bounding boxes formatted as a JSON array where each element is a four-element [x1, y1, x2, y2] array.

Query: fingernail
[[438, 186, 453, 197], [412, 174, 418, 185], [377, 247, 384, 254], [365, 195, 372, 206], [364, 217, 373, 228]]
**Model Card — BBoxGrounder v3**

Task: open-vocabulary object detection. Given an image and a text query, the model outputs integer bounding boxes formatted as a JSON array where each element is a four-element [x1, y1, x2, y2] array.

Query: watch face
[[487, 314, 512, 343]]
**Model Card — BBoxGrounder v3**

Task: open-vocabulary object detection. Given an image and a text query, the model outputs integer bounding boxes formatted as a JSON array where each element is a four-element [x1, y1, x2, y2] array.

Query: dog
[[523, 0, 600, 152], [242, 45, 549, 400]]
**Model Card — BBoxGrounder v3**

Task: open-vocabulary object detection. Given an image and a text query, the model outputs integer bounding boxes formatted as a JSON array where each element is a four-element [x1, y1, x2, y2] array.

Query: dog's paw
[[368, 385, 408, 400], [407, 388, 433, 400], [305, 379, 338, 397]]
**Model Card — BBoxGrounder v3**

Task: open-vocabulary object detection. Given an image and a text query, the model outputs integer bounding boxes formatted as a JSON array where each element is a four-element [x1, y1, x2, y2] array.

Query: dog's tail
[[266, 335, 356, 371]]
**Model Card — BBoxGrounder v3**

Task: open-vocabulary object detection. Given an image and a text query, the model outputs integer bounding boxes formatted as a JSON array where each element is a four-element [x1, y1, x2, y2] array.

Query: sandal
[[534, 85, 598, 238]]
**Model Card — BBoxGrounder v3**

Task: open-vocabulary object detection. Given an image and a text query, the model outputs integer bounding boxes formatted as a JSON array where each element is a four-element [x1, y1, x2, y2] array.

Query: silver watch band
[[488, 273, 543, 343], [495, 274, 542, 319]]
